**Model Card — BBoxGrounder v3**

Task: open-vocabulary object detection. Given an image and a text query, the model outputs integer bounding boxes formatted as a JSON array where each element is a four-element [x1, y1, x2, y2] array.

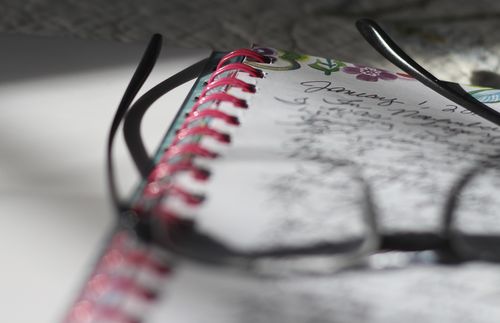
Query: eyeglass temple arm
[[356, 18, 500, 127], [107, 34, 162, 212], [123, 57, 209, 178]]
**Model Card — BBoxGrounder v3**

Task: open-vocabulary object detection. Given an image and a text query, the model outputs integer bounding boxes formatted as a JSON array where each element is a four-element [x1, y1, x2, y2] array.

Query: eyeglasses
[[107, 20, 500, 277]]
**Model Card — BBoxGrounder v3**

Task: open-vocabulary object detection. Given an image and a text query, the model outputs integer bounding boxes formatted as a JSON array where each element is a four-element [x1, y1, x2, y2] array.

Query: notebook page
[[147, 262, 500, 323], [146, 49, 500, 323], [175, 48, 500, 251]]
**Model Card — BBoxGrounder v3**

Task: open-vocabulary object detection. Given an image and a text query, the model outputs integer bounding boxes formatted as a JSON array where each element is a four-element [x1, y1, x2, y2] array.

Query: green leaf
[[308, 58, 345, 75], [280, 51, 309, 62]]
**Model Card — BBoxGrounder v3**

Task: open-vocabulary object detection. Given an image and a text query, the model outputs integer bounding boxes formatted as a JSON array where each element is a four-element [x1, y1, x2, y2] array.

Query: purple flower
[[342, 64, 398, 82]]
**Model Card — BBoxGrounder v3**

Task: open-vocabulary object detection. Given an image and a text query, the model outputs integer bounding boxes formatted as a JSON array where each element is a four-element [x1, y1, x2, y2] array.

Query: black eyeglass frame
[[107, 21, 500, 277]]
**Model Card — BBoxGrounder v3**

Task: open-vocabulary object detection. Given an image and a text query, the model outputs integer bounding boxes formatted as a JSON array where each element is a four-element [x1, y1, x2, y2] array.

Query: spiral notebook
[[64, 44, 500, 323]]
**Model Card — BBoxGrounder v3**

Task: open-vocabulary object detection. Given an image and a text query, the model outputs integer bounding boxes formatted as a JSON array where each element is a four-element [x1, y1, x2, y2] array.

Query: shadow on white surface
[[0, 33, 209, 323]]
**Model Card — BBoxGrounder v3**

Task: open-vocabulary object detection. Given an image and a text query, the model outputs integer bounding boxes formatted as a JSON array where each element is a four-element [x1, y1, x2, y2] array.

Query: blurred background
[[2, 1, 500, 322], [2, 0, 500, 84]]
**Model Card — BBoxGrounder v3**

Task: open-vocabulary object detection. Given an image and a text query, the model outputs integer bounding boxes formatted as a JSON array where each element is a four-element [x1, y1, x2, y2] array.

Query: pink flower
[[342, 64, 398, 82]]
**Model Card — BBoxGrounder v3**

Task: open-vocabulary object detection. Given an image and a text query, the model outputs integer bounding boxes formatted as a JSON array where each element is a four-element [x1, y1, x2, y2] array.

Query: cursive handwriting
[[268, 82, 500, 234], [300, 80, 403, 107]]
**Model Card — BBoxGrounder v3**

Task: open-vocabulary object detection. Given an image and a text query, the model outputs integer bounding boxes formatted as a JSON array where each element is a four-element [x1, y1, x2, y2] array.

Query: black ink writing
[[300, 80, 403, 106]]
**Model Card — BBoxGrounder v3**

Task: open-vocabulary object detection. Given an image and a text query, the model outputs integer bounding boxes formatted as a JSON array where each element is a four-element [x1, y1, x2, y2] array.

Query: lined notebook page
[[172, 48, 500, 251]]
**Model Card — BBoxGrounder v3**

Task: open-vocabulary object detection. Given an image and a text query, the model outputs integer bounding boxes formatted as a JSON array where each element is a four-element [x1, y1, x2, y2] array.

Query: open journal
[[65, 42, 500, 323]]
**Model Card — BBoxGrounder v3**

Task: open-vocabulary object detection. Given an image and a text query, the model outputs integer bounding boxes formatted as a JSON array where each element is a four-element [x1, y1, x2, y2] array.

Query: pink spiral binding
[[148, 161, 210, 182], [65, 48, 269, 323], [208, 62, 263, 83], [161, 143, 219, 161], [190, 92, 248, 113], [144, 182, 205, 205], [138, 48, 268, 226], [174, 126, 231, 144], [199, 78, 255, 98], [216, 48, 268, 69], [65, 231, 171, 323], [184, 109, 240, 126]]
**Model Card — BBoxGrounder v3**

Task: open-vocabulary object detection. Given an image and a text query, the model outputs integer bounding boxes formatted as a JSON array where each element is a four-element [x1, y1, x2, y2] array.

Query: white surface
[[0, 34, 209, 323]]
